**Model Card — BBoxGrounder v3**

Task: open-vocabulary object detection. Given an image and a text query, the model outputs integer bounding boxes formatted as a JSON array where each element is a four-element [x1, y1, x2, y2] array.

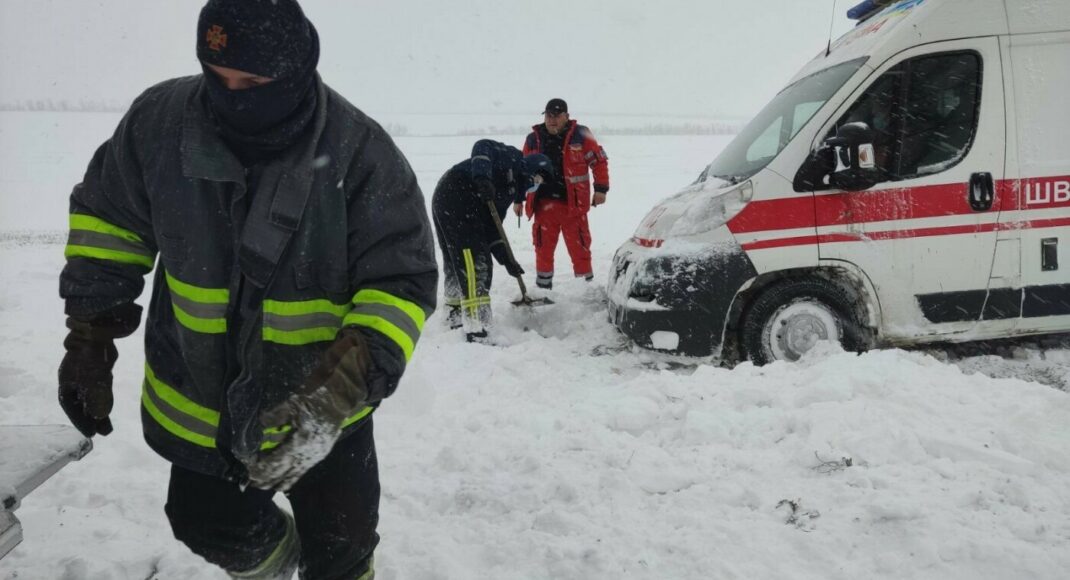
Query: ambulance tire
[[741, 278, 869, 366]]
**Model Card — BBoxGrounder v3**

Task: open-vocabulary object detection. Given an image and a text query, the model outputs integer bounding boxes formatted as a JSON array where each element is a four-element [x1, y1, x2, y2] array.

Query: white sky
[[1, 0, 857, 119]]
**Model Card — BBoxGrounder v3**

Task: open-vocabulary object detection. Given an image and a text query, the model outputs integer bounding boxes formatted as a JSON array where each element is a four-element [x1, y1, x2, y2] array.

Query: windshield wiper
[[711, 174, 742, 185]]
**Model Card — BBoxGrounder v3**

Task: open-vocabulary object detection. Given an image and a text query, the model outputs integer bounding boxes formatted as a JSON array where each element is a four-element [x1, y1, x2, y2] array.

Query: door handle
[[968, 172, 994, 211]]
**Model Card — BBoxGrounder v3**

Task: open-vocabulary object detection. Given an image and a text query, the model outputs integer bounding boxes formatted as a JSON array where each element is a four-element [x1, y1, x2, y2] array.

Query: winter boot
[[465, 330, 488, 344], [536, 272, 553, 290], [229, 512, 300, 580], [445, 305, 462, 329]]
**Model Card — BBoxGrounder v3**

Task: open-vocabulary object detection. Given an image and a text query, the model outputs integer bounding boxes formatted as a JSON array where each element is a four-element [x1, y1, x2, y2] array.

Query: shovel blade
[[512, 296, 554, 307]]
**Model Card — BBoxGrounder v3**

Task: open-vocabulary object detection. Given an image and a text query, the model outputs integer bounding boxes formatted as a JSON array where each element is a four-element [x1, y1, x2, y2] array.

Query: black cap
[[542, 98, 568, 115], [197, 0, 315, 79]]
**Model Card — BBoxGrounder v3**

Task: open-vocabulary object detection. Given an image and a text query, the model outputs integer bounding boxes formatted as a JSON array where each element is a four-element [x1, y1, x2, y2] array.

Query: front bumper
[[606, 241, 757, 357]]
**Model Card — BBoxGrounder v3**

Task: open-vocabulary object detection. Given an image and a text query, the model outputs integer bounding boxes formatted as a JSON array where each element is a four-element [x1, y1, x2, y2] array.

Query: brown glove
[[246, 327, 372, 491], [57, 303, 142, 437]]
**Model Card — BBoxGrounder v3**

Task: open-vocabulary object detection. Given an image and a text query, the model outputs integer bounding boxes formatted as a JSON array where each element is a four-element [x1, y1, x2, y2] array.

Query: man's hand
[[475, 177, 496, 202], [513, 202, 523, 217], [58, 337, 116, 437], [246, 328, 372, 492], [592, 192, 607, 207], [505, 260, 524, 278], [56, 304, 141, 438]]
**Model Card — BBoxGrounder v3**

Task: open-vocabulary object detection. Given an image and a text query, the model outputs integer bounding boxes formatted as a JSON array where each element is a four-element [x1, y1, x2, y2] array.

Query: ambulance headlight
[[670, 180, 753, 237]]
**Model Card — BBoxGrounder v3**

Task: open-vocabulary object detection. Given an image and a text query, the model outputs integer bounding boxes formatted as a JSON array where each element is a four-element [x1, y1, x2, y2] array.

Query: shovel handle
[[487, 201, 530, 297]]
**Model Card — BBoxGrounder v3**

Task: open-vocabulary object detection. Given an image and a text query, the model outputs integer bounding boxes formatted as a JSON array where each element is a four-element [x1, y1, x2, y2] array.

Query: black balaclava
[[196, 0, 320, 164]]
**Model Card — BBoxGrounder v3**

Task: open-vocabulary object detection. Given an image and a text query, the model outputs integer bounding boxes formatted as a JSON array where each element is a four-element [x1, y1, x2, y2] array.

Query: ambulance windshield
[[705, 57, 868, 184]]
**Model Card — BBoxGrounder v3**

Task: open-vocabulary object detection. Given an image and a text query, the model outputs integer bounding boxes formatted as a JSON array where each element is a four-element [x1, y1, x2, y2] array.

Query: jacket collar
[[180, 74, 328, 182]]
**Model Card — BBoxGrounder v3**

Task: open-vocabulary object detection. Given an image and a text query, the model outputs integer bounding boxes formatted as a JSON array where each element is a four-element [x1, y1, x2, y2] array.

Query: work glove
[[246, 327, 372, 492], [487, 240, 524, 277], [57, 303, 142, 438], [505, 260, 524, 277], [475, 177, 496, 202]]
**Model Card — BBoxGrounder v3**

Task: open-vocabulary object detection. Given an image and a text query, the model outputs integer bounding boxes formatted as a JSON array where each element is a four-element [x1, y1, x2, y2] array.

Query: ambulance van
[[607, 0, 1070, 364]]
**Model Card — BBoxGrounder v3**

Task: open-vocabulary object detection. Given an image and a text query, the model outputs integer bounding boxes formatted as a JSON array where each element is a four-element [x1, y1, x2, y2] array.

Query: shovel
[[487, 200, 553, 307]]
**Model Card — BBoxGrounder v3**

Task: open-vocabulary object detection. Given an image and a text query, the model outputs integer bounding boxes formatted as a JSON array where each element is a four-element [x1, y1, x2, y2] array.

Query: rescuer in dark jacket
[[56, 1, 437, 578], [431, 140, 552, 341]]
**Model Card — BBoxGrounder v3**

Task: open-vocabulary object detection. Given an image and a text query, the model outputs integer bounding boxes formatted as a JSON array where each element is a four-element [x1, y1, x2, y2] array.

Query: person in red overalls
[[521, 98, 610, 290]]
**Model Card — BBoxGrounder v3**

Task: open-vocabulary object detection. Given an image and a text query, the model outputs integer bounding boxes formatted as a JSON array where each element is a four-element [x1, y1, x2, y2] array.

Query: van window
[[829, 52, 981, 184], [704, 58, 868, 184]]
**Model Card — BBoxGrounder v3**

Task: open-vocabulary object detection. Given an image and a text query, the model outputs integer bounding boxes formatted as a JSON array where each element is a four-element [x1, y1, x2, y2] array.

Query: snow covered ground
[[1, 112, 1069, 579]]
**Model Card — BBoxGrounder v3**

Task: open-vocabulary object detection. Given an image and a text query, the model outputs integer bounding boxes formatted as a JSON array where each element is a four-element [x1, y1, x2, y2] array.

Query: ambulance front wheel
[[741, 278, 870, 366]]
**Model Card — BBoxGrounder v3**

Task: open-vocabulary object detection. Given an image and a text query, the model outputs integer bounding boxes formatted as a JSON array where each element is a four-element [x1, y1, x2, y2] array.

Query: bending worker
[[432, 140, 552, 342]]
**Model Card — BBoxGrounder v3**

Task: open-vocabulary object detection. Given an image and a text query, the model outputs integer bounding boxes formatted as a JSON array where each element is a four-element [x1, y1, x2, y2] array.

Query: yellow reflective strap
[[64, 245, 155, 269], [264, 299, 351, 317], [351, 289, 426, 331], [262, 326, 338, 346], [165, 271, 229, 304], [69, 213, 145, 244], [141, 387, 217, 449], [341, 406, 375, 429], [172, 304, 227, 334], [145, 364, 220, 426], [463, 249, 478, 318], [344, 313, 415, 362]]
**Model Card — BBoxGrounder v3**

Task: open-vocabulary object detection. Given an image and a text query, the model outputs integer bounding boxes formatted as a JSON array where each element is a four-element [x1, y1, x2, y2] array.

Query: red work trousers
[[533, 199, 593, 278]]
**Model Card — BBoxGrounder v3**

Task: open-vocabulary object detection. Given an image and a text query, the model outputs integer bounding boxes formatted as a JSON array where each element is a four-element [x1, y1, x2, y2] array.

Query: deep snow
[[1, 113, 1069, 579]]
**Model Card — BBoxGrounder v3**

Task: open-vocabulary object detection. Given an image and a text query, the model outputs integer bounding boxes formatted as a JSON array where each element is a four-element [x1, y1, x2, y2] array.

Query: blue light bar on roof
[[847, 0, 896, 21]]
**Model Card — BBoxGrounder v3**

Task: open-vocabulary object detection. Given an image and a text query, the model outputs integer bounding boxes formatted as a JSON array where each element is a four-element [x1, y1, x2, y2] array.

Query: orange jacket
[[523, 120, 609, 217]]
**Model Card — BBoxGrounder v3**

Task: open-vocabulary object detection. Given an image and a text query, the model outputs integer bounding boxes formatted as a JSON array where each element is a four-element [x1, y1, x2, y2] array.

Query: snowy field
[[1, 112, 1069, 579]]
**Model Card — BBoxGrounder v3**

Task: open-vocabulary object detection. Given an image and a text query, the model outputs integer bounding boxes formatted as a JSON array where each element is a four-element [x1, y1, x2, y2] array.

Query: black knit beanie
[[197, 0, 315, 79]]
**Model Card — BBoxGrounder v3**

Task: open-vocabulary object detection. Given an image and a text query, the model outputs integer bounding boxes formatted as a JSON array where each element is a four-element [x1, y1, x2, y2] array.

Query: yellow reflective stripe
[[341, 406, 375, 429], [263, 299, 350, 345], [141, 387, 217, 448], [344, 313, 415, 362], [259, 408, 371, 451], [463, 249, 478, 318], [355, 556, 375, 580], [165, 271, 229, 304], [263, 326, 338, 346], [69, 213, 145, 244], [64, 245, 155, 268], [172, 304, 228, 334], [260, 424, 293, 451], [145, 363, 220, 426], [264, 299, 351, 317], [351, 290, 426, 331]]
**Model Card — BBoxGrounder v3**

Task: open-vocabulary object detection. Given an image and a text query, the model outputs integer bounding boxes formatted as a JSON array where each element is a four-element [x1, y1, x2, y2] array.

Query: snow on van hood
[[631, 176, 734, 243]]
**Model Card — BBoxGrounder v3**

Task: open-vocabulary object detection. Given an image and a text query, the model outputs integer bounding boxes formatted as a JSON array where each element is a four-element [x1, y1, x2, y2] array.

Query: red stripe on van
[[729, 176, 1069, 238], [740, 216, 1070, 251]]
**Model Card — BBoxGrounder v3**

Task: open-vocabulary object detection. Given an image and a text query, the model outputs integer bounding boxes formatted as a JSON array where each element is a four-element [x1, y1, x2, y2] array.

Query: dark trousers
[[432, 172, 495, 333], [165, 418, 380, 580]]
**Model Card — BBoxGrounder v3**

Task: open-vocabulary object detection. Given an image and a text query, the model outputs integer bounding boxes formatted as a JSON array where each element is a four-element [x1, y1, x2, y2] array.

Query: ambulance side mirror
[[825, 122, 881, 192]]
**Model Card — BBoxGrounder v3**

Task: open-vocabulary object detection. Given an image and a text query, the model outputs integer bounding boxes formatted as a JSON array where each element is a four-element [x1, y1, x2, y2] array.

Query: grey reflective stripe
[[142, 379, 218, 441], [536, 272, 553, 279], [67, 230, 153, 259], [568, 175, 590, 184], [170, 292, 228, 319], [263, 311, 344, 332], [473, 155, 491, 162], [349, 303, 420, 343]]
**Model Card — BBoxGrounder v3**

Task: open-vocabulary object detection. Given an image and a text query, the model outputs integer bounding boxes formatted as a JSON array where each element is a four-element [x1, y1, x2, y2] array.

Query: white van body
[[607, 0, 1070, 363]]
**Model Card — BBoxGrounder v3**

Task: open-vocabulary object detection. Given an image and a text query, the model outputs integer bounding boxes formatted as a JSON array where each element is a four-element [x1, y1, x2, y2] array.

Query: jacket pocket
[[159, 233, 188, 265], [294, 261, 349, 297]]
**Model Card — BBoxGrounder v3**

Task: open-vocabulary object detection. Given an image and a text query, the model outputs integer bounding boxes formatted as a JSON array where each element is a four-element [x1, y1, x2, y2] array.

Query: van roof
[[787, 0, 1009, 86]]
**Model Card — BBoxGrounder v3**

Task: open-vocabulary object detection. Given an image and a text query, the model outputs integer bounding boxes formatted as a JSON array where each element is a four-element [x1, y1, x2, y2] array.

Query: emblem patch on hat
[[205, 25, 228, 52]]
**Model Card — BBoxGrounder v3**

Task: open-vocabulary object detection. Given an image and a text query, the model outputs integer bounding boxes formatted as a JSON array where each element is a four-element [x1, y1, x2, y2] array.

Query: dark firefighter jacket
[[59, 74, 438, 479], [523, 120, 609, 217], [439, 139, 533, 262]]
